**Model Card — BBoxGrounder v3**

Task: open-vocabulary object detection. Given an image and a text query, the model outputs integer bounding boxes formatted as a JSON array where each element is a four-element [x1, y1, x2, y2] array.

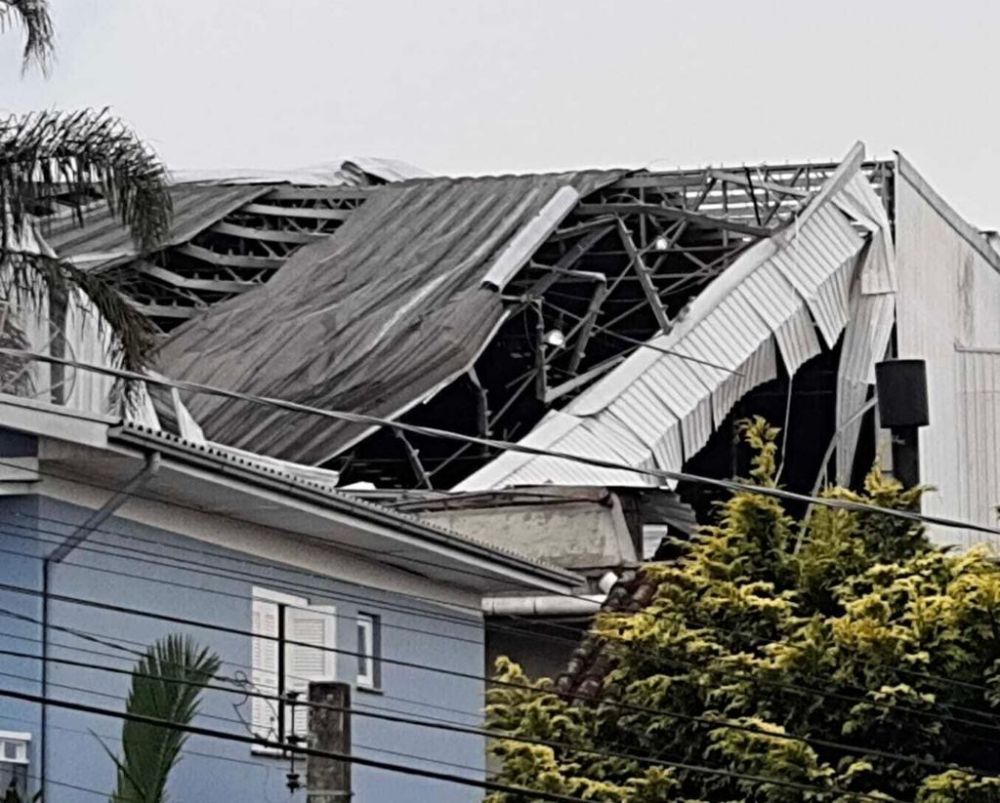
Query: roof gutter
[[482, 593, 605, 617], [107, 426, 579, 591]]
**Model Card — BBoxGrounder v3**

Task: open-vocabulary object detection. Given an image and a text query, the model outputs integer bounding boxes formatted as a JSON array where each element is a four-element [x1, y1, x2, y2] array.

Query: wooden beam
[[211, 221, 327, 244], [176, 243, 284, 269], [240, 203, 353, 221], [135, 263, 256, 295], [578, 202, 771, 238], [616, 219, 672, 334]]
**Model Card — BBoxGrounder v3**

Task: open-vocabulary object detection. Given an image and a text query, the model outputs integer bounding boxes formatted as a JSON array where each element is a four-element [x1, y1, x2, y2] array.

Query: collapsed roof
[[48, 144, 894, 500]]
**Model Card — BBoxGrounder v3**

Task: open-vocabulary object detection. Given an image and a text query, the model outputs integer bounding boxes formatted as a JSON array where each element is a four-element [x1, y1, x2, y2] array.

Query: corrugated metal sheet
[[895, 155, 1000, 548], [42, 183, 269, 270], [956, 347, 1000, 538], [158, 170, 623, 464], [832, 171, 897, 483], [171, 157, 431, 186], [457, 157, 877, 492]]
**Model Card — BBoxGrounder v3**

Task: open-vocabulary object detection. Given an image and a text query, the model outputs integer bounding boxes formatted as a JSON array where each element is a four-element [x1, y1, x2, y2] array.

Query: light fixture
[[543, 329, 566, 348]]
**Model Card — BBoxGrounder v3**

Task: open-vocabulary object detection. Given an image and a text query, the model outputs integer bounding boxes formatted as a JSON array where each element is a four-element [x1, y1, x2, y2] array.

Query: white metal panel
[[458, 161, 877, 491], [956, 348, 1000, 542], [894, 155, 1000, 548], [481, 186, 580, 290], [775, 305, 821, 374]]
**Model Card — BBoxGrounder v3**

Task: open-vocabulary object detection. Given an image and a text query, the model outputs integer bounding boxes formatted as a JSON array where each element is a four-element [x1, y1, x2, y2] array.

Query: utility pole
[[306, 681, 352, 801]]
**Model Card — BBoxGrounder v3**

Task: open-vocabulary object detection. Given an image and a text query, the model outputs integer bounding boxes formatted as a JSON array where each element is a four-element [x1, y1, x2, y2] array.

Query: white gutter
[[482, 593, 605, 617]]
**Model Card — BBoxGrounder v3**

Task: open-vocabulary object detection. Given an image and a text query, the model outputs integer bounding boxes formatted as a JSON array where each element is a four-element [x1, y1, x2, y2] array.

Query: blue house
[[0, 393, 579, 801]]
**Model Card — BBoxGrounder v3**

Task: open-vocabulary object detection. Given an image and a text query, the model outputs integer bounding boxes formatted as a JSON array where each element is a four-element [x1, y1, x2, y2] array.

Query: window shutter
[[251, 598, 281, 740], [285, 604, 337, 739]]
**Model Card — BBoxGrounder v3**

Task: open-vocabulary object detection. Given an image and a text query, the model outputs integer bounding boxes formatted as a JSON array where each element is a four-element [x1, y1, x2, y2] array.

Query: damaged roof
[[456, 144, 894, 491], [42, 183, 269, 271], [157, 170, 623, 464]]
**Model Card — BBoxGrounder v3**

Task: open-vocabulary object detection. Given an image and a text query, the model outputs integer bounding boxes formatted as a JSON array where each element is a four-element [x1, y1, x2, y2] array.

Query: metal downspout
[[40, 451, 160, 796]]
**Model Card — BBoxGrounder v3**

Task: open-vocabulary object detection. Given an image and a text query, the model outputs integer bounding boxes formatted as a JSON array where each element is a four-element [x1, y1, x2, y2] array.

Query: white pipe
[[482, 593, 605, 617]]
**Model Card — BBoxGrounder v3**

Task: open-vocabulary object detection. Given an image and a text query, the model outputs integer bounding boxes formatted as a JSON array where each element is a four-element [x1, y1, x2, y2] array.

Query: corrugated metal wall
[[895, 156, 1000, 547], [956, 348, 1000, 535]]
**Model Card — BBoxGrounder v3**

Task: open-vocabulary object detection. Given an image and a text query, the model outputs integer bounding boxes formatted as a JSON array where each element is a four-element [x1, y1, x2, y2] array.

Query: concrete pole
[[306, 681, 352, 801]]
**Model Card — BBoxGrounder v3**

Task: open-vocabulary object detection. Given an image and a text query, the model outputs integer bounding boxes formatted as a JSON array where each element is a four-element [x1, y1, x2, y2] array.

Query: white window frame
[[251, 587, 338, 755], [356, 612, 381, 691], [0, 731, 30, 798]]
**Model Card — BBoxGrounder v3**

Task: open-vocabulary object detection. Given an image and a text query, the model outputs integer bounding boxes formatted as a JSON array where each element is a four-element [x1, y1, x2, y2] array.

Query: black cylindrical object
[[875, 359, 929, 428]]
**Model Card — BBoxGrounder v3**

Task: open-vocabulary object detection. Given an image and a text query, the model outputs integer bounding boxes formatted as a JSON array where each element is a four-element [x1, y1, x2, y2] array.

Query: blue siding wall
[[0, 494, 486, 802]]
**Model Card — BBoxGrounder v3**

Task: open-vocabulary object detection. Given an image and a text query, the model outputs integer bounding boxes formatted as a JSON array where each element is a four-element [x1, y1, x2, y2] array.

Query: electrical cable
[[2, 520, 998, 745], [3, 495, 999, 748], [6, 348, 999, 538], [0, 644, 978, 785], [0, 584, 990, 787], [3, 503, 997, 725], [0, 685, 908, 803]]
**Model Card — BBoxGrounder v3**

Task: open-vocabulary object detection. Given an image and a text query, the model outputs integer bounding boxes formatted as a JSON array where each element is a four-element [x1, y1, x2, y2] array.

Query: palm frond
[[2, 248, 156, 371], [0, 108, 172, 252], [0, 0, 54, 74], [110, 635, 220, 803], [0, 300, 35, 396]]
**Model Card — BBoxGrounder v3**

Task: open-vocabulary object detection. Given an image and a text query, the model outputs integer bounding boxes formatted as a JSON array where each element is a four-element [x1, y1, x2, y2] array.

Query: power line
[[0, 685, 589, 803], [0, 622, 483, 727], [3, 515, 998, 737], [4, 495, 997, 717], [1, 526, 996, 749], [6, 348, 999, 538], [0, 512, 485, 646], [0, 665, 494, 781], [0, 583, 988, 787], [4, 473, 1000, 760], [0, 437, 987, 695], [0, 685, 908, 803], [0, 650, 956, 794]]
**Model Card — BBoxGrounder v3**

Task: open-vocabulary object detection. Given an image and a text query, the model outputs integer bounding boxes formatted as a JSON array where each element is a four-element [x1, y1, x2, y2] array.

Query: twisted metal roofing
[[42, 183, 270, 271], [157, 170, 623, 464], [457, 147, 880, 491]]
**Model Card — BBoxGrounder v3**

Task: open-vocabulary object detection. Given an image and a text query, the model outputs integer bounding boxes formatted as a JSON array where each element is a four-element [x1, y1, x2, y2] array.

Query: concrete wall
[[0, 493, 486, 802], [894, 156, 1000, 547]]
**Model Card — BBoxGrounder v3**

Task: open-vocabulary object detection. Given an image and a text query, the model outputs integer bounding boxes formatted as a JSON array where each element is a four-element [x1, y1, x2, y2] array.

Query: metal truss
[[335, 159, 894, 489], [105, 187, 372, 332]]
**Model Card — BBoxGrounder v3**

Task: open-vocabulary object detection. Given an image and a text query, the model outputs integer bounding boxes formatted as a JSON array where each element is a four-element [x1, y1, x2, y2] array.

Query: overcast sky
[[3, 1, 998, 224]]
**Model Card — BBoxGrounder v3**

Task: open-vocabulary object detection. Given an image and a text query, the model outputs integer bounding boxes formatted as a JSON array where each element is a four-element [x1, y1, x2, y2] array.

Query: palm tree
[[105, 635, 221, 803], [0, 0, 53, 73], [1, 0, 172, 388]]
